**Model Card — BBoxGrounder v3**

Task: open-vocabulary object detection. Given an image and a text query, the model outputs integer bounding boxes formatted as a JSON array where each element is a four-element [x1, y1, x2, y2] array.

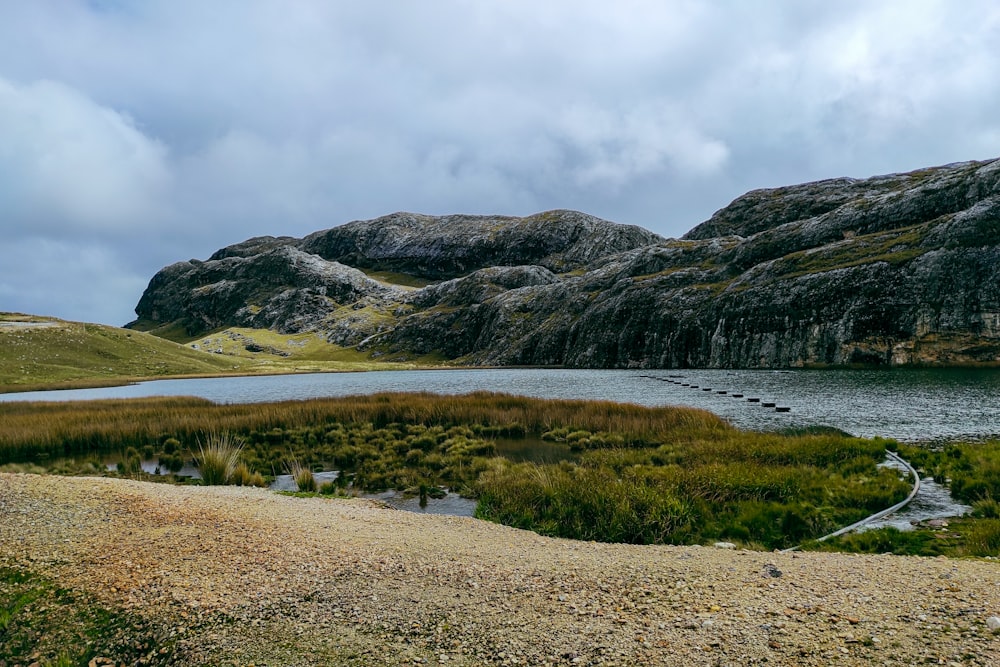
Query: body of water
[[3, 367, 999, 443]]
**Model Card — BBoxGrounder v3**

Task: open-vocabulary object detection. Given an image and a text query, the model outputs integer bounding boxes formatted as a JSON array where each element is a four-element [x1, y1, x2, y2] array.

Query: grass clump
[[196, 432, 245, 485], [290, 460, 317, 492], [963, 518, 1000, 557], [231, 461, 267, 487]]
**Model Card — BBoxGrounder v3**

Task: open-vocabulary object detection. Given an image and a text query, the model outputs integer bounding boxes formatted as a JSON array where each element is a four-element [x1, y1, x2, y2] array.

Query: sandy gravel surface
[[2, 473, 999, 666]]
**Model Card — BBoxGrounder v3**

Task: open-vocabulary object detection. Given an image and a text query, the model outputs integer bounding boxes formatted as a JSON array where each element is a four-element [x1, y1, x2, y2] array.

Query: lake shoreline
[[5, 359, 1000, 396], [0, 363, 547, 395], [4, 367, 999, 444]]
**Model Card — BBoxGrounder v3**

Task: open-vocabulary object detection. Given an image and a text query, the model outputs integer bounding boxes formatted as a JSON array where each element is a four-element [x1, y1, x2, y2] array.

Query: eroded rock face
[[133, 245, 406, 335], [132, 160, 1000, 367], [299, 210, 663, 278]]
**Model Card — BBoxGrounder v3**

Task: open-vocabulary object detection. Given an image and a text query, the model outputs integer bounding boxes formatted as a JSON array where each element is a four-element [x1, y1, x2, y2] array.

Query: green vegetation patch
[[475, 432, 907, 549], [896, 440, 1000, 505], [0, 566, 176, 666], [358, 269, 435, 289], [802, 439, 1000, 557], [775, 222, 932, 279], [805, 515, 1000, 558], [126, 318, 202, 344], [191, 327, 372, 362], [188, 326, 444, 369], [0, 315, 252, 392], [0, 313, 449, 394]]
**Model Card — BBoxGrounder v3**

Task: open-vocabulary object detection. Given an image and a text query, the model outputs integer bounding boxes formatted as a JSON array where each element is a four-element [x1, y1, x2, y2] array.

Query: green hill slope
[[0, 313, 253, 392]]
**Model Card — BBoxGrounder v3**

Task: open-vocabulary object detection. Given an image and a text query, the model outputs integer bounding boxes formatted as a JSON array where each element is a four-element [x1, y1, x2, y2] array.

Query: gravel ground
[[2, 473, 999, 666]]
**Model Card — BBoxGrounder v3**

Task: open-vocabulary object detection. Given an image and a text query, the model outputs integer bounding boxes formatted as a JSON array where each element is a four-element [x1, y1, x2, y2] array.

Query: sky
[[2, 1, 999, 327]]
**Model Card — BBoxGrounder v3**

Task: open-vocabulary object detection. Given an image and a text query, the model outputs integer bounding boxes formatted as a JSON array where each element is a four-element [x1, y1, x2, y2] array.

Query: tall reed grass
[[196, 432, 244, 485], [0, 392, 728, 464]]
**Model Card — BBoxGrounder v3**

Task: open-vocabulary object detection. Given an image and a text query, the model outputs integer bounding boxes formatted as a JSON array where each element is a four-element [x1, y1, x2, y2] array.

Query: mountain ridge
[[130, 158, 1000, 368]]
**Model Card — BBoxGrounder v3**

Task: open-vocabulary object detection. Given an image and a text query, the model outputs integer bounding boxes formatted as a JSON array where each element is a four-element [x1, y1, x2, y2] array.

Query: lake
[[3, 367, 999, 443]]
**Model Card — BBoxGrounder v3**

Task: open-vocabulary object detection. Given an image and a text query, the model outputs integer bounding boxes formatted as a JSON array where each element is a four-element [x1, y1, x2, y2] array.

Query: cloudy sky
[[2, 1, 999, 326]]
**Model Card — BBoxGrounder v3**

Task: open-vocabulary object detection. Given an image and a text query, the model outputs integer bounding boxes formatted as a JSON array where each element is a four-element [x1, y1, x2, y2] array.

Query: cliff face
[[131, 159, 1000, 368]]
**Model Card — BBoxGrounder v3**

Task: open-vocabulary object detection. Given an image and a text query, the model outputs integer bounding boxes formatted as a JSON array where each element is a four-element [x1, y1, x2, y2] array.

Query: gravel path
[[2, 473, 999, 665]]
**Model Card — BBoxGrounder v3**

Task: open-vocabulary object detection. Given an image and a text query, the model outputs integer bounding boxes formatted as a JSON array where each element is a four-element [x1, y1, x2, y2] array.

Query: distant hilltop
[[130, 159, 1000, 368]]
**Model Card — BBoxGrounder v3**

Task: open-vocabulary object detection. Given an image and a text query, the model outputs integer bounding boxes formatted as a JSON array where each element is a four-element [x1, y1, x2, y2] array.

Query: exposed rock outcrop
[[133, 245, 406, 335], [131, 159, 1000, 367], [299, 210, 662, 279]]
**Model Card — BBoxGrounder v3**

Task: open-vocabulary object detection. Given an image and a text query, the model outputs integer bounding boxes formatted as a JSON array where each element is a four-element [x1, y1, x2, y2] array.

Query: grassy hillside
[[186, 326, 447, 368], [1, 313, 448, 393], [0, 313, 253, 392]]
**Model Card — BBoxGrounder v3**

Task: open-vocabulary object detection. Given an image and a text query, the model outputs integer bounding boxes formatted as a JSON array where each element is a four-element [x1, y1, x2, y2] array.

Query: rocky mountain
[[130, 159, 1000, 367]]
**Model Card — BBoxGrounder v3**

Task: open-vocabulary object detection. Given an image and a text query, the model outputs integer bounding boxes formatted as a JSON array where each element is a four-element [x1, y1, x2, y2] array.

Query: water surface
[[4, 367, 999, 443]]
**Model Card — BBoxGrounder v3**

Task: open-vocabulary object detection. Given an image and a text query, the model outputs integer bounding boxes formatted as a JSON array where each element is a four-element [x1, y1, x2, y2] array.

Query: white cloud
[[0, 77, 171, 237]]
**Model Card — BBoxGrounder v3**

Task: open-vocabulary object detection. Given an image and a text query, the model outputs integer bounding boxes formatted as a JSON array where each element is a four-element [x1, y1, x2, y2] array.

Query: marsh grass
[[2, 392, 912, 548], [196, 432, 245, 485], [475, 432, 908, 549], [963, 518, 1000, 557], [899, 440, 1000, 504], [804, 527, 946, 556], [289, 459, 317, 492], [0, 392, 724, 464], [808, 516, 1000, 558]]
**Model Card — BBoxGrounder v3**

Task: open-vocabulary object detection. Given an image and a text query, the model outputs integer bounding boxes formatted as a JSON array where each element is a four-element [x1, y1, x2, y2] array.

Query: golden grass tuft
[[196, 432, 245, 485]]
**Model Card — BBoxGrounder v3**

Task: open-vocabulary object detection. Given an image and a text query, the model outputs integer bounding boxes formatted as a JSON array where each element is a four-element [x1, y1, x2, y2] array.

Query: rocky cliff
[[131, 159, 1000, 367]]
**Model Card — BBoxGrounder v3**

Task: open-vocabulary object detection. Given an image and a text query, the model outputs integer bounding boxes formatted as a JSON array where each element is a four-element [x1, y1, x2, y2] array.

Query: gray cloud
[[0, 77, 171, 237], [1, 0, 998, 325]]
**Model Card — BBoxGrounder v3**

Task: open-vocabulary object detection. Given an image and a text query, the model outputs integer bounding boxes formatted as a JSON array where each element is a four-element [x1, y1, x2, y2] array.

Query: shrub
[[166, 454, 184, 473], [162, 437, 180, 454]]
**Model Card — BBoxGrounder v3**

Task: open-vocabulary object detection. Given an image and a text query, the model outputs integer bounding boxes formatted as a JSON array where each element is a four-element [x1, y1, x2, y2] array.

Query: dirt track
[[2, 473, 999, 665]]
